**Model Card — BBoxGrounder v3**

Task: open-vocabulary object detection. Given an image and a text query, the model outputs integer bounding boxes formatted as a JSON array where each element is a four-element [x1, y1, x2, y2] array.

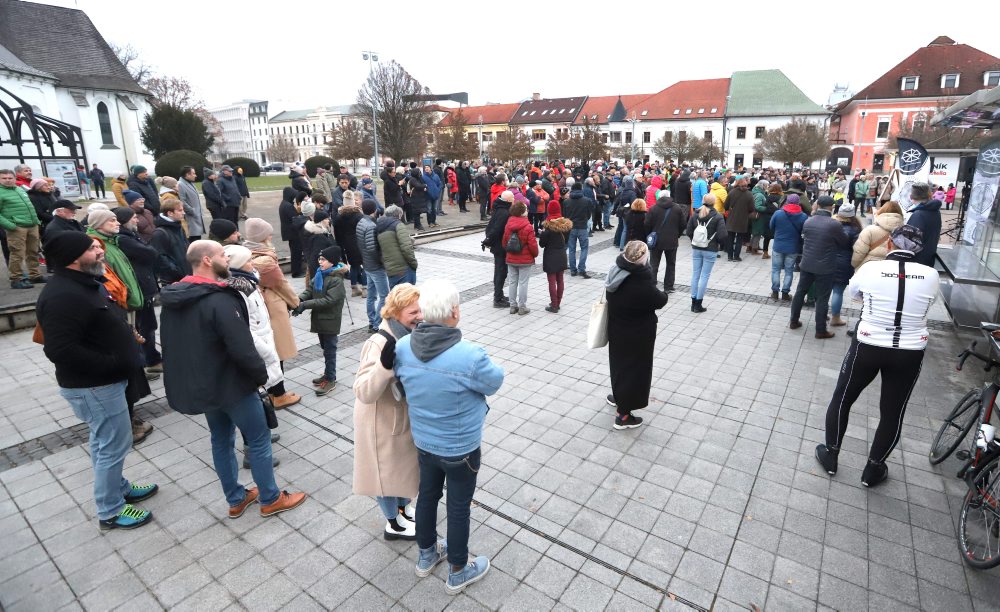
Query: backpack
[[691, 216, 715, 248], [505, 228, 523, 253]]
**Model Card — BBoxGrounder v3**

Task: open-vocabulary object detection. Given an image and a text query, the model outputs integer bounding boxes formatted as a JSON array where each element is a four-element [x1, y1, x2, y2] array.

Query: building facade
[[267, 105, 355, 163], [208, 100, 269, 164], [830, 36, 1000, 173]]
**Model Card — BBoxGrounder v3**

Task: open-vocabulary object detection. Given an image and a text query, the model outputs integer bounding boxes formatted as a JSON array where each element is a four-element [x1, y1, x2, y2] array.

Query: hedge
[[222, 157, 261, 177], [154, 150, 210, 182], [304, 155, 338, 178]]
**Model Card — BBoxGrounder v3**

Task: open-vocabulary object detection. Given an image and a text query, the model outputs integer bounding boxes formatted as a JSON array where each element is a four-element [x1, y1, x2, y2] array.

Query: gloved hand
[[291, 304, 306, 316], [379, 335, 396, 370]]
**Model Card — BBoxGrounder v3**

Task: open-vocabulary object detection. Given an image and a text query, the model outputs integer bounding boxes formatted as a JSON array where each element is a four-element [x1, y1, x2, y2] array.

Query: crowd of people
[[14, 150, 949, 596]]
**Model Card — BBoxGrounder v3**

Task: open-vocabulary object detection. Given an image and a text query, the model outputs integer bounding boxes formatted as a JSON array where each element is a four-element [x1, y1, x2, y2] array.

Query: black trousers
[[492, 250, 508, 301], [790, 271, 833, 332], [222, 207, 239, 224], [93, 182, 106, 198], [728, 233, 746, 259], [287, 235, 304, 277], [135, 304, 161, 367], [649, 248, 677, 288], [825, 339, 925, 462]]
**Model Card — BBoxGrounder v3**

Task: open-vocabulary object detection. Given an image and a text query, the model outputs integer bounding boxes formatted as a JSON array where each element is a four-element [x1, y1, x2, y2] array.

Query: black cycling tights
[[825, 339, 925, 463]]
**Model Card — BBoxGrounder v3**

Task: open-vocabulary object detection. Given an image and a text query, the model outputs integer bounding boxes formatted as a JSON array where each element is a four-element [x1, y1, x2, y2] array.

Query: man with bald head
[[159, 240, 307, 519]]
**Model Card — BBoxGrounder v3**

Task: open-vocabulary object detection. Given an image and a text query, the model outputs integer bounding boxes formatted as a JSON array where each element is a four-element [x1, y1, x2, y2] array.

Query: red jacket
[[446, 168, 458, 194], [532, 186, 549, 214], [502, 215, 538, 264], [490, 182, 506, 203]]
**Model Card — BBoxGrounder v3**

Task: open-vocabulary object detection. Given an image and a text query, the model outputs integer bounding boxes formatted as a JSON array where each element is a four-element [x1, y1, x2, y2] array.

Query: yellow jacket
[[710, 181, 728, 214], [112, 178, 128, 206]]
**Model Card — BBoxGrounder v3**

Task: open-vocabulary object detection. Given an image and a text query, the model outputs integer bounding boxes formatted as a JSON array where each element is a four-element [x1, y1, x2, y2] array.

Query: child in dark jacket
[[293, 245, 348, 396], [538, 215, 572, 312]]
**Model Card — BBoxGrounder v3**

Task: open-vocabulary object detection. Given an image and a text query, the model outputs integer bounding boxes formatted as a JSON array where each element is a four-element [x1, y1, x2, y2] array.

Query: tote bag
[[587, 290, 609, 349]]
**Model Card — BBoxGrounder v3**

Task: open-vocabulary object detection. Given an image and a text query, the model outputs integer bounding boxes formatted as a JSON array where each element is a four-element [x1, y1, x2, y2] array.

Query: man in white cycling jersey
[[814, 224, 939, 487]]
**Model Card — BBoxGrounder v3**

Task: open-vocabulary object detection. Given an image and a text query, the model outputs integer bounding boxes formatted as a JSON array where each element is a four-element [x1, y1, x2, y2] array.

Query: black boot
[[861, 460, 888, 488], [691, 297, 698, 313], [815, 444, 839, 475], [692, 298, 707, 313]]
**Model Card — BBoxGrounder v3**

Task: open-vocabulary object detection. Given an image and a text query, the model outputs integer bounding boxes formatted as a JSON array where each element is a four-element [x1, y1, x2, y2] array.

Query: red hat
[[546, 199, 562, 220]]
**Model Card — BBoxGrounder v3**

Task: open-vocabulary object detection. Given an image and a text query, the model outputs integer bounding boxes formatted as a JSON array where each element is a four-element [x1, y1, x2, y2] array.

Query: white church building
[[0, 0, 153, 193]]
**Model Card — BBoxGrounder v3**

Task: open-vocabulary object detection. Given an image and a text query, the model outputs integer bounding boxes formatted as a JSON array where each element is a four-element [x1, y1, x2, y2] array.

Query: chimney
[[531, 93, 540, 101]]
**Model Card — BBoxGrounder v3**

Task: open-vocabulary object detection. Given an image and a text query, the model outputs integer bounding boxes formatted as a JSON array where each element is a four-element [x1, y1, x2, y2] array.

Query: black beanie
[[320, 245, 342, 264], [313, 210, 330, 224], [44, 230, 94, 268], [209, 219, 238, 240], [113, 207, 135, 224]]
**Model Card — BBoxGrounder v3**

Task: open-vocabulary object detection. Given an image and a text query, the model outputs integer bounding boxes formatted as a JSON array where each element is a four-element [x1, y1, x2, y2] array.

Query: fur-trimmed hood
[[338, 203, 361, 217], [303, 219, 330, 235], [543, 217, 573, 233]]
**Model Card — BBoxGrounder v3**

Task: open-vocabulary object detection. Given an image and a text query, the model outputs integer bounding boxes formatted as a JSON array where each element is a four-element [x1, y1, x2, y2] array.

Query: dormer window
[[685, 109, 692, 114], [986, 71, 1000, 87], [901, 76, 919, 91], [698, 108, 705, 114], [673, 109, 680, 115], [710, 107, 718, 113], [941, 73, 960, 88], [640, 110, 648, 116]]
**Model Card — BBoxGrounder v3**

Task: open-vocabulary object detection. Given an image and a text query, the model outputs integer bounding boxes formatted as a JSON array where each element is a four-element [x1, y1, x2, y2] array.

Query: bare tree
[[700, 140, 725, 166], [327, 117, 374, 171], [354, 61, 432, 163], [267, 135, 298, 164], [754, 119, 830, 167], [545, 132, 572, 161], [569, 118, 610, 162], [652, 133, 707, 165], [491, 129, 534, 165], [145, 76, 203, 110], [434, 109, 480, 162], [109, 42, 152, 86]]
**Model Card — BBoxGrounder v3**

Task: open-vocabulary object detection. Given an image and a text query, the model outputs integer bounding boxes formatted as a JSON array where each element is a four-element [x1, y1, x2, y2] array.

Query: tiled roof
[[0, 43, 55, 80], [439, 103, 520, 127], [0, 0, 148, 95], [511, 97, 587, 125], [726, 70, 827, 116], [627, 79, 730, 121], [838, 37, 1000, 109], [573, 95, 652, 125]]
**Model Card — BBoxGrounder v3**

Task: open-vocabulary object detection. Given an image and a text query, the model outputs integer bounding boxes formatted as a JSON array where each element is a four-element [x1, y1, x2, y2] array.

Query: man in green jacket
[[0, 168, 42, 288], [376, 205, 417, 288]]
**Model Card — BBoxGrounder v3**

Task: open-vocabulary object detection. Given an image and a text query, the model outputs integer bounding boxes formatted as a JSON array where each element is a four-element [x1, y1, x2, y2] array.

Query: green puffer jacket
[[376, 216, 417, 277], [0, 185, 40, 230], [86, 228, 144, 310], [298, 265, 347, 335]]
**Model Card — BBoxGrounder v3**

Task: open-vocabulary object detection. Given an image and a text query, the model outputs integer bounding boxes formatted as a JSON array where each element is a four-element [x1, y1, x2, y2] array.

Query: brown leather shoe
[[830, 316, 847, 327], [270, 392, 301, 409], [815, 331, 836, 339], [229, 487, 259, 519], [260, 490, 306, 517], [789, 321, 803, 330]]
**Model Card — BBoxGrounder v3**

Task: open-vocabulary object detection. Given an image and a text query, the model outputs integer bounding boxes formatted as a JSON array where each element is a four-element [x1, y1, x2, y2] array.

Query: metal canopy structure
[[931, 85, 1000, 129], [0, 85, 87, 167]]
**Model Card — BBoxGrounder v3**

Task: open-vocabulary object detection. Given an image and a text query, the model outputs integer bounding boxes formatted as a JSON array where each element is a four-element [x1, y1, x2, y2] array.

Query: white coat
[[241, 280, 283, 389]]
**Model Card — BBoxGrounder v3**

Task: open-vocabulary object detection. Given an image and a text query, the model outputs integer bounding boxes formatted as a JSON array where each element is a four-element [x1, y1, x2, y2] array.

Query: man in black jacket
[[289, 166, 312, 196], [126, 166, 160, 215], [475, 166, 491, 220], [483, 190, 513, 306], [234, 166, 251, 220], [563, 180, 594, 278], [160, 240, 306, 518], [149, 200, 191, 284], [644, 195, 688, 291], [218, 166, 242, 224], [789, 196, 848, 339], [45, 200, 84, 236], [278, 187, 304, 277], [36, 231, 157, 530]]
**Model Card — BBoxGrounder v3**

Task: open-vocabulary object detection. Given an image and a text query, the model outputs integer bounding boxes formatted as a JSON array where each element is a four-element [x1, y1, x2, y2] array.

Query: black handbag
[[259, 388, 279, 429]]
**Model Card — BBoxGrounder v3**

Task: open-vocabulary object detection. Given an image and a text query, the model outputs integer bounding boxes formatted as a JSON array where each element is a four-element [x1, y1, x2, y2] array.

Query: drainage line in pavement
[[281, 406, 708, 611]]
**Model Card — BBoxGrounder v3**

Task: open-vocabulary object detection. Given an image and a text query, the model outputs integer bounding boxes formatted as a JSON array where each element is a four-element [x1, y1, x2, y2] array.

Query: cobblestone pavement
[[1, 227, 997, 611]]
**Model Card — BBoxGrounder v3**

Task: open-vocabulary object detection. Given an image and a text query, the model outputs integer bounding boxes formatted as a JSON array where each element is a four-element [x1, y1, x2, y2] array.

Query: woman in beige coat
[[852, 201, 904, 269], [243, 218, 299, 364], [353, 283, 421, 541]]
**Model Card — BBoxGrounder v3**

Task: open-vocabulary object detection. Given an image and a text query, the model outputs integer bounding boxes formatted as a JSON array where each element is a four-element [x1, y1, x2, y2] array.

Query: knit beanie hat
[[244, 218, 273, 243], [43, 231, 95, 268], [224, 244, 253, 270], [623, 240, 649, 266], [547, 199, 562, 219], [131, 165, 147, 175], [123, 190, 144, 206], [301, 200, 316, 216], [816, 195, 835, 208], [113, 207, 135, 224], [362, 200, 377, 215], [209, 218, 238, 240], [29, 178, 48, 191], [320, 245, 342, 263], [313, 210, 330, 224], [87, 209, 116, 230], [203, 167, 217, 178], [785, 194, 800, 204], [158, 176, 178, 190]]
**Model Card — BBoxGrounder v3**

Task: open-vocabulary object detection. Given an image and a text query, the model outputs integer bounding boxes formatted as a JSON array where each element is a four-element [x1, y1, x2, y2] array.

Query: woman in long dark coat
[[604, 240, 668, 430]]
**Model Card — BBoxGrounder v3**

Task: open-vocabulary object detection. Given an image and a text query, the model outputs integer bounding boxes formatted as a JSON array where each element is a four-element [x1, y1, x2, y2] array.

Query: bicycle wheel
[[929, 389, 981, 465], [958, 454, 1000, 569]]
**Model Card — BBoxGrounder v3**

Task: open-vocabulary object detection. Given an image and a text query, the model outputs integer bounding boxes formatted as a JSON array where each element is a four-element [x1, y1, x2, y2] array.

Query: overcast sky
[[39, 0, 1000, 115]]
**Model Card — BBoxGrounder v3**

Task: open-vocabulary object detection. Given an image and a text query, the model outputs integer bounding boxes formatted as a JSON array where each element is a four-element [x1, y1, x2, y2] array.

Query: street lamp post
[[478, 114, 484, 161], [362, 51, 379, 173], [627, 112, 639, 162]]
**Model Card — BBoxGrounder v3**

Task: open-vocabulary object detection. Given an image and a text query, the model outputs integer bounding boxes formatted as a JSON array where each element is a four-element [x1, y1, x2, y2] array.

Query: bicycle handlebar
[[957, 340, 1000, 372]]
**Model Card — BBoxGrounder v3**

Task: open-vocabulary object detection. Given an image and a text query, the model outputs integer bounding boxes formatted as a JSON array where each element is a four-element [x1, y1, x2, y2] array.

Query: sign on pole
[[962, 139, 1000, 245], [891, 138, 931, 213]]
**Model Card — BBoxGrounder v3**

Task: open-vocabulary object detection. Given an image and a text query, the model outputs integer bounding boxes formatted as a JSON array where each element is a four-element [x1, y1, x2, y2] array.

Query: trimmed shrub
[[222, 157, 261, 177], [154, 150, 210, 182], [305, 155, 338, 178]]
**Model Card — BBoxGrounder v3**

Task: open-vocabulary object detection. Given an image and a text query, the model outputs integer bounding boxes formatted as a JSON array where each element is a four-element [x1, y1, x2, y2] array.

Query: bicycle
[[928, 323, 1000, 468]]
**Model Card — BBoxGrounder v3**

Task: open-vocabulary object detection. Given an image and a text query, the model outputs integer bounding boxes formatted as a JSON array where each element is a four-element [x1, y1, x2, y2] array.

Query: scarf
[[226, 269, 259, 296], [388, 317, 411, 340], [312, 263, 344, 292], [86, 228, 143, 310]]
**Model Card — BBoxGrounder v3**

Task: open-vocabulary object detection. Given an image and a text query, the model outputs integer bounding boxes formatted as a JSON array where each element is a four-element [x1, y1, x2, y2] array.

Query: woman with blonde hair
[[852, 201, 904, 268], [353, 283, 422, 540], [685, 193, 728, 313], [625, 198, 649, 244]]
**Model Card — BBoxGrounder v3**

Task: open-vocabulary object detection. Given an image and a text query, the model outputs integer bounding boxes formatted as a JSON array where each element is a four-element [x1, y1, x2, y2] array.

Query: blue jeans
[[416, 447, 480, 567], [427, 206, 437, 226], [376, 496, 412, 521], [388, 268, 416, 289], [366, 268, 390, 327], [59, 381, 132, 520], [831, 283, 846, 317], [318, 333, 338, 381], [619, 221, 628, 250], [567, 228, 589, 273], [771, 251, 796, 293], [205, 391, 280, 507], [349, 265, 366, 287], [602, 201, 613, 227], [691, 249, 717, 299]]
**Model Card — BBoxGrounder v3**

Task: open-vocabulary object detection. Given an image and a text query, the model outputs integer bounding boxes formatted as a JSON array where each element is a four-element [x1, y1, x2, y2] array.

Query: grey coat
[[177, 178, 205, 237], [356, 215, 382, 271], [219, 175, 241, 208], [800, 210, 848, 274]]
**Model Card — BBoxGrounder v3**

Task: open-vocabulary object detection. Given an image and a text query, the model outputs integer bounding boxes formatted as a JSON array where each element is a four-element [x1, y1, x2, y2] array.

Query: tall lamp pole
[[627, 112, 639, 162], [362, 51, 379, 172], [478, 114, 484, 161]]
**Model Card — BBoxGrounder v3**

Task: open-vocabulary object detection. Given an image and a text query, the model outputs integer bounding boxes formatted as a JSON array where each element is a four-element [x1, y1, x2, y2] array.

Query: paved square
[[0, 228, 995, 611]]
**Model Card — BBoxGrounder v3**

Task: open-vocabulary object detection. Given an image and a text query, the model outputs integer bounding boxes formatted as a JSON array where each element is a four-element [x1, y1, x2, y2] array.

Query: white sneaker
[[384, 518, 416, 541], [403, 500, 416, 523]]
